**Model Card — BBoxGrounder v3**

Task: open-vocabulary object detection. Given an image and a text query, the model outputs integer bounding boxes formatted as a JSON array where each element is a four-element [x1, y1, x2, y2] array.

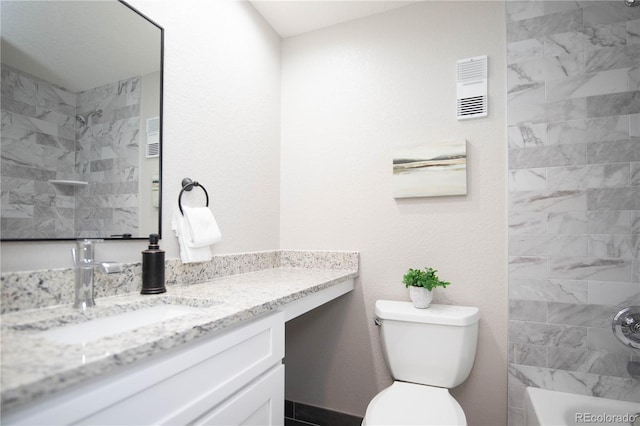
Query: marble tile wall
[[75, 77, 141, 238], [0, 65, 141, 239], [506, 1, 640, 423], [1, 65, 77, 239]]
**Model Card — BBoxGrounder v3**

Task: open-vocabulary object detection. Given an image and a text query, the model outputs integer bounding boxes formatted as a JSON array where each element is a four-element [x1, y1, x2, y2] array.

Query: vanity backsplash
[[0, 250, 359, 314]]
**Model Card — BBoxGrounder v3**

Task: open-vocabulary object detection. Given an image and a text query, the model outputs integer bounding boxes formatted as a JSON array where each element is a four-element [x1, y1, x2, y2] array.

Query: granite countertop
[[1, 266, 358, 412]]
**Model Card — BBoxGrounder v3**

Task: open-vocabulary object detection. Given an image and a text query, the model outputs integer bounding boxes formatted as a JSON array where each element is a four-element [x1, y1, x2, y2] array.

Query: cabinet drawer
[[194, 364, 284, 426], [5, 311, 285, 425]]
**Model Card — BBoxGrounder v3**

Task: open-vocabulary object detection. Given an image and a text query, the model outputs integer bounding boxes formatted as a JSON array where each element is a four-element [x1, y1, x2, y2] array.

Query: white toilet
[[362, 300, 480, 426]]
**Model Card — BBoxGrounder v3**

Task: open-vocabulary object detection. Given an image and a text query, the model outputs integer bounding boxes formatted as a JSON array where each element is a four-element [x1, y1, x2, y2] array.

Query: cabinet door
[[194, 364, 284, 426]]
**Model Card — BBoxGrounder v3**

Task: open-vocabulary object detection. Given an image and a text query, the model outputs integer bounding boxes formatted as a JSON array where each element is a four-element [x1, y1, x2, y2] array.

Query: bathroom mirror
[[0, 0, 163, 241]]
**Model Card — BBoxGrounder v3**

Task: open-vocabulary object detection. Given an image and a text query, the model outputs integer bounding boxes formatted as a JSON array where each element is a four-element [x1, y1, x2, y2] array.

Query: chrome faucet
[[72, 239, 122, 310]]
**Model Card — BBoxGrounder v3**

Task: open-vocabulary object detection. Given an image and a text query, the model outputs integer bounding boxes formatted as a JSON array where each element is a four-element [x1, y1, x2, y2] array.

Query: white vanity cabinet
[[3, 311, 285, 426]]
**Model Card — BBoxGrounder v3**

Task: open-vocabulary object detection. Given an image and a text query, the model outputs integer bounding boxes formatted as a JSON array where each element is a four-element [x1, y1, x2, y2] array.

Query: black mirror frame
[[1, 0, 164, 242]]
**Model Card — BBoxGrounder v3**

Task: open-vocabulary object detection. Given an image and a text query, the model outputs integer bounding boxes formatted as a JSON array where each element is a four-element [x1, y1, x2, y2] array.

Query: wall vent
[[456, 55, 488, 120], [146, 116, 160, 158]]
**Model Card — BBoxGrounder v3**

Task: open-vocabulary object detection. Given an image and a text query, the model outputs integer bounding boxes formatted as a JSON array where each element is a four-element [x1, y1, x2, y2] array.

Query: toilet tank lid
[[375, 300, 479, 326]]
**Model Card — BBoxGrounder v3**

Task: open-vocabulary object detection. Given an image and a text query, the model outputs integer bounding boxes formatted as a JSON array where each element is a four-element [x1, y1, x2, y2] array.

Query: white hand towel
[[182, 206, 222, 248], [171, 208, 212, 263]]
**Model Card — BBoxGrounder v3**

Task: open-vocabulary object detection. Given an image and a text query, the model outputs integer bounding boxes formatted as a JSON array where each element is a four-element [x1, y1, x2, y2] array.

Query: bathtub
[[525, 387, 639, 426]]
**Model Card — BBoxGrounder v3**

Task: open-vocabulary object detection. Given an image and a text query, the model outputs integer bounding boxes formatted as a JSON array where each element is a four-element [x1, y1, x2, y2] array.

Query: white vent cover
[[456, 55, 488, 120], [146, 117, 160, 158]]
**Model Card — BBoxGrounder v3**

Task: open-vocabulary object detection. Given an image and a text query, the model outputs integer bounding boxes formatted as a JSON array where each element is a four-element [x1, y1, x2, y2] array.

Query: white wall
[[0, 0, 282, 271], [280, 2, 508, 424]]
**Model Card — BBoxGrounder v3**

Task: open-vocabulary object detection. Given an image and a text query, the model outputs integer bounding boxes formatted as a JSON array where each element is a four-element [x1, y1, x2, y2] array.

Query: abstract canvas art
[[393, 140, 467, 198]]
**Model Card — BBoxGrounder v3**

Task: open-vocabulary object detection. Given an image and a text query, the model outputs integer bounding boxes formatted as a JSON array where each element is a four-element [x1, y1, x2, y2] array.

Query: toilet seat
[[362, 381, 467, 426]]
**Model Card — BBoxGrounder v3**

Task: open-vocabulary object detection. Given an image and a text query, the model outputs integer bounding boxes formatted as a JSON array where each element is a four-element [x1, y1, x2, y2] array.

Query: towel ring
[[178, 178, 209, 215]]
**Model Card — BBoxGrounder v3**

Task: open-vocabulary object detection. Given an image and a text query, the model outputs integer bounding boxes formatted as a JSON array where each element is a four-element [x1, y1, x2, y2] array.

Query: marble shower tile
[[588, 327, 638, 356], [509, 320, 588, 348], [512, 343, 547, 367], [587, 281, 640, 305], [583, 22, 627, 51], [629, 19, 640, 44], [588, 138, 640, 164], [545, 53, 586, 79], [633, 211, 640, 234], [507, 9, 583, 43], [547, 164, 630, 189], [549, 257, 631, 281], [509, 144, 586, 169], [508, 38, 546, 64], [587, 115, 631, 142], [547, 302, 619, 327], [548, 347, 630, 377], [508, 122, 547, 148], [632, 162, 640, 185], [586, 91, 640, 118], [0, 200, 33, 219], [508, 60, 545, 93], [508, 98, 587, 126], [4, 112, 59, 137], [508, 100, 547, 125], [587, 375, 640, 402], [508, 407, 525, 426], [547, 97, 588, 122], [509, 256, 548, 279], [585, 44, 640, 74], [1, 97, 36, 116], [588, 210, 632, 234], [505, 1, 545, 23], [630, 114, 640, 137], [547, 119, 586, 145], [583, 2, 640, 28], [510, 234, 588, 257], [510, 299, 547, 322], [548, 211, 588, 234], [545, 31, 585, 57], [508, 364, 588, 394], [509, 54, 585, 92], [544, 2, 583, 17], [509, 168, 547, 192], [587, 187, 640, 210], [510, 189, 587, 212], [589, 235, 638, 259], [509, 212, 548, 235], [508, 384, 527, 411], [510, 277, 588, 303], [509, 81, 546, 106], [630, 66, 640, 91], [546, 68, 629, 101]]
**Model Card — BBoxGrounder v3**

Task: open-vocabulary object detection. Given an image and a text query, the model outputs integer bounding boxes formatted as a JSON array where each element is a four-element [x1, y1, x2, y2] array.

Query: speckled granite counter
[[1, 265, 358, 412]]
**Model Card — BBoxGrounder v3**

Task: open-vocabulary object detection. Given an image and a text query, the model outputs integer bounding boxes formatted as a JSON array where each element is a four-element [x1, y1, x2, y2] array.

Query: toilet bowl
[[362, 382, 466, 425], [362, 300, 479, 426]]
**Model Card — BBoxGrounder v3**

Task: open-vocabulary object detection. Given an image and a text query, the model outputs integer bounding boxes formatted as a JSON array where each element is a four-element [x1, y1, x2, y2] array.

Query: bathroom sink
[[39, 304, 205, 345]]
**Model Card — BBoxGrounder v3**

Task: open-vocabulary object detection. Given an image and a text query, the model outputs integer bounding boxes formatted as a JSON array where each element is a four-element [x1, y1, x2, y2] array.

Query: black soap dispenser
[[141, 234, 166, 294]]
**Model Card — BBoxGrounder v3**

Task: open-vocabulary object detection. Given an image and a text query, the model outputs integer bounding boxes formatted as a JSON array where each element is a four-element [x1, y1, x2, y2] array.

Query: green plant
[[402, 267, 450, 291]]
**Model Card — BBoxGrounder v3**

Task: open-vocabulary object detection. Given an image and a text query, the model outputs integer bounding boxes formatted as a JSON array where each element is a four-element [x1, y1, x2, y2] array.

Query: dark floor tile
[[294, 401, 363, 426], [286, 418, 317, 426], [285, 399, 294, 418]]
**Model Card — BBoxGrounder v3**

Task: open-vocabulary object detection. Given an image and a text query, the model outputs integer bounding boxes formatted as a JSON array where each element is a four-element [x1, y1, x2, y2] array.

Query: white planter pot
[[409, 286, 433, 309]]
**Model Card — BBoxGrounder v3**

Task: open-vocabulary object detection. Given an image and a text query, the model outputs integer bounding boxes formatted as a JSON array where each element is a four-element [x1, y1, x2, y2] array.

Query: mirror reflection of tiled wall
[[505, 1, 640, 423], [1, 64, 140, 239]]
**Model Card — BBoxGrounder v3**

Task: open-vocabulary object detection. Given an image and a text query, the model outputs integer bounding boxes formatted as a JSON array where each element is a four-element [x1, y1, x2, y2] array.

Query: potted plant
[[403, 267, 450, 308]]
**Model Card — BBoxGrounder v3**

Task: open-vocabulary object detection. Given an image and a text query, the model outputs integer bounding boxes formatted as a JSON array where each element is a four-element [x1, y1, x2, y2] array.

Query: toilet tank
[[375, 300, 479, 389]]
